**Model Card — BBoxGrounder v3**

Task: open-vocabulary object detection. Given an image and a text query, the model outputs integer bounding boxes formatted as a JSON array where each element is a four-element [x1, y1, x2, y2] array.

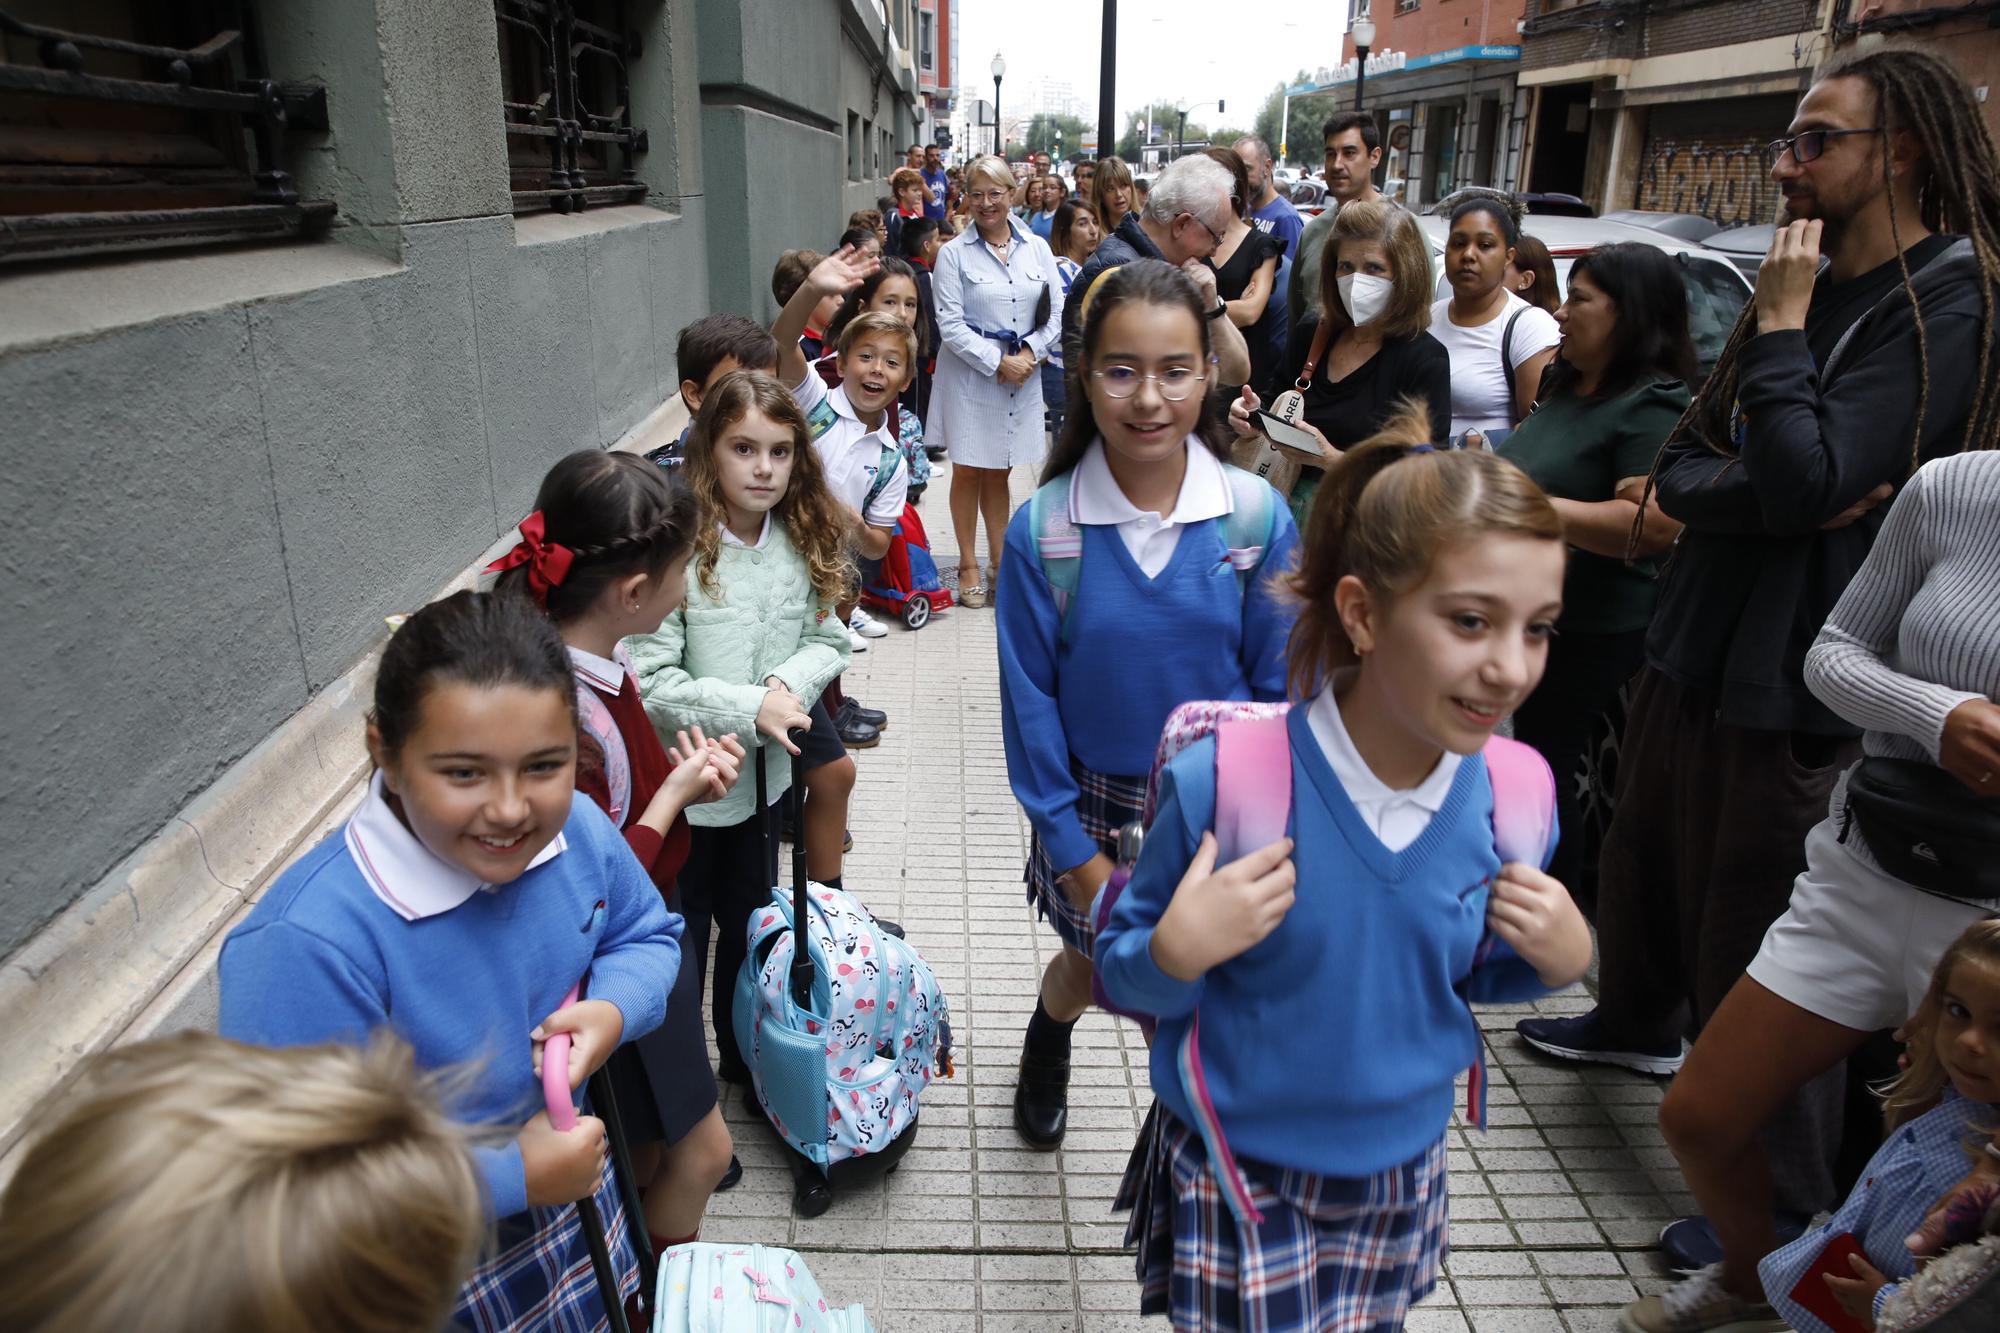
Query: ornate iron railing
[[495, 0, 647, 215], [0, 4, 332, 263]]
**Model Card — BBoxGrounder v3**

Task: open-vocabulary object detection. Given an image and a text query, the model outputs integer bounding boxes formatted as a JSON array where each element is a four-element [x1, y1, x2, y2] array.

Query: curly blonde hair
[[1883, 920, 2000, 1132], [0, 1031, 484, 1333], [683, 369, 853, 605]]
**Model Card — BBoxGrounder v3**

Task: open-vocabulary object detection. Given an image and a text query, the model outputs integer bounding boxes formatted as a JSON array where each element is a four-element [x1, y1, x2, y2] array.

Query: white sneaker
[[849, 608, 889, 639], [1617, 1264, 1786, 1333], [845, 623, 870, 652]]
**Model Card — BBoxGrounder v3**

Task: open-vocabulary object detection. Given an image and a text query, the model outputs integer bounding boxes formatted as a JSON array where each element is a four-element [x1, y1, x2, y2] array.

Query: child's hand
[[1486, 863, 1592, 988], [811, 244, 879, 297], [666, 727, 744, 804], [519, 1109, 607, 1207], [1228, 385, 1260, 439], [1150, 833, 1296, 982], [1822, 1250, 1887, 1329], [756, 687, 812, 753], [531, 998, 625, 1089]]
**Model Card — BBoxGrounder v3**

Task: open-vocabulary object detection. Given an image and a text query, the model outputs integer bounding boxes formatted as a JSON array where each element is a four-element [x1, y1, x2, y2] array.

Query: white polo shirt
[[790, 369, 909, 528], [1070, 438, 1233, 578], [1305, 683, 1461, 852], [344, 772, 569, 921]]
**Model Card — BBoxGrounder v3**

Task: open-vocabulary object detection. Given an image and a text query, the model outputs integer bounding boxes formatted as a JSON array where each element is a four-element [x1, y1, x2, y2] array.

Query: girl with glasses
[[997, 259, 1299, 1157]]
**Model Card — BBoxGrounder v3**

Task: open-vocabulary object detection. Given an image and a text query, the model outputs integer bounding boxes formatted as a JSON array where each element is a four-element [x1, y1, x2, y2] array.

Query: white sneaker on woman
[[1617, 1264, 1786, 1333]]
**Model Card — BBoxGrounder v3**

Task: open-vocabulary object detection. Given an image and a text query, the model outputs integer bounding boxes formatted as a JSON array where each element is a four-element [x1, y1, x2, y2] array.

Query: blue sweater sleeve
[[997, 505, 1098, 873], [1242, 500, 1300, 701], [576, 804, 683, 1046], [1095, 745, 1214, 1018]]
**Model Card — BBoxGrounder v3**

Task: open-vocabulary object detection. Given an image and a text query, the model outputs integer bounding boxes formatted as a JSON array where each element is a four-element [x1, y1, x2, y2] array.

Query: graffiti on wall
[[1637, 138, 1778, 228]]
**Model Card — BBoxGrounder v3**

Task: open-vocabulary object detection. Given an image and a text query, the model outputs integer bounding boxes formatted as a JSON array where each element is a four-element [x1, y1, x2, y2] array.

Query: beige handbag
[[1234, 320, 1338, 495]]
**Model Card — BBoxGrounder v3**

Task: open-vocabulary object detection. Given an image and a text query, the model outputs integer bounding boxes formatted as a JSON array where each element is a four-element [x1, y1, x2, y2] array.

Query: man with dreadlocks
[[1513, 48, 2000, 1333]]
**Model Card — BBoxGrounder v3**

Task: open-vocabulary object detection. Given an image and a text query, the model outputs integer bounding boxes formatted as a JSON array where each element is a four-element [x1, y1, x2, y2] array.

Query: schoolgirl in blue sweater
[[1095, 412, 1593, 1332], [996, 258, 1299, 1152], [220, 590, 682, 1332]]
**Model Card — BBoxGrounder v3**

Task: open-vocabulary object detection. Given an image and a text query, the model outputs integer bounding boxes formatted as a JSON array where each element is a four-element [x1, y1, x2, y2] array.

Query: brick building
[[1301, 1, 1529, 209], [917, 0, 959, 151], [1518, 0, 1831, 224], [1828, 1, 2000, 144]]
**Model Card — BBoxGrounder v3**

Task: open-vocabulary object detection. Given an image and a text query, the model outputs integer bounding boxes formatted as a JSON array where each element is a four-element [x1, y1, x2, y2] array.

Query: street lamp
[[991, 52, 1006, 158], [1175, 97, 1188, 162], [1352, 16, 1377, 113]]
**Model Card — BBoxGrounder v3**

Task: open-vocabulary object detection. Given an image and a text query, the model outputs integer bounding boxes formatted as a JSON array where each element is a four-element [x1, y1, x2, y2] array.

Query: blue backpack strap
[[1029, 472, 1083, 639], [862, 439, 903, 517], [804, 390, 839, 444], [1219, 464, 1278, 594]]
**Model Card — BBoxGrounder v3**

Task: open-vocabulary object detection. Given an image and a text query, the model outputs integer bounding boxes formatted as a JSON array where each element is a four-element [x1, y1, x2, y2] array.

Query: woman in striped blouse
[[1620, 450, 2000, 1333]]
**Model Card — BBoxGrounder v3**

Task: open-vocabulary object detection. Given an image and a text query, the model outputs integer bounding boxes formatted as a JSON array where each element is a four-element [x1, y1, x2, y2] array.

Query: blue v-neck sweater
[[1096, 709, 1554, 1178], [997, 498, 1298, 873]]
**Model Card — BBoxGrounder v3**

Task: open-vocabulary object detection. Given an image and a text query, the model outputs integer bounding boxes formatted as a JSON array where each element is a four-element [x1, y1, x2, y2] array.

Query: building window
[[0, 2, 332, 265], [1396, 0, 1420, 12], [496, 0, 647, 216], [847, 111, 862, 180], [919, 11, 933, 73]]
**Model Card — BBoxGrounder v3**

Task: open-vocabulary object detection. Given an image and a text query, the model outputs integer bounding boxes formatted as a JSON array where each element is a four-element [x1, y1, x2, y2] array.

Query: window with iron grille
[[0, 2, 331, 265], [1396, 0, 1420, 13], [495, 0, 647, 216]]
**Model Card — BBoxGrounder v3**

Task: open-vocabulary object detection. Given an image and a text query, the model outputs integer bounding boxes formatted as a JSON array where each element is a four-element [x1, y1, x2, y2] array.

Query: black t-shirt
[[1805, 232, 1953, 368], [1215, 228, 1289, 399], [1278, 315, 1453, 449]]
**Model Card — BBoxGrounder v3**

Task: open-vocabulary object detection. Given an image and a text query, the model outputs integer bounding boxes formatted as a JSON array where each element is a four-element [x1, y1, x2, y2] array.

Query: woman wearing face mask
[[1227, 200, 1450, 529]]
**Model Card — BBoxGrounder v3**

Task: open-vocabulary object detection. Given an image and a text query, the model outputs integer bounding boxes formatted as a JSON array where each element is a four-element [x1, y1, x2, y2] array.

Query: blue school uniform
[[220, 778, 682, 1331], [1096, 705, 1556, 1330], [996, 443, 1297, 953], [1759, 1089, 2000, 1333]]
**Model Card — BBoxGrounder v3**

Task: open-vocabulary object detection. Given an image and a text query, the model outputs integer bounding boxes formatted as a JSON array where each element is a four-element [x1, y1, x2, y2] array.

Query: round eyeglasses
[[1091, 366, 1208, 401]]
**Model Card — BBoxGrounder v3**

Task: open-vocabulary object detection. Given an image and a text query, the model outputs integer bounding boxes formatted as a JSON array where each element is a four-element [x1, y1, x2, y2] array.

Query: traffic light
[[1218, 100, 1225, 113]]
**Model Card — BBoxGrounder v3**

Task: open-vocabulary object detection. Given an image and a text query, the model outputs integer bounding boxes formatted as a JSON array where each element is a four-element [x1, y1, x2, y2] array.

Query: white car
[[1413, 212, 1751, 384]]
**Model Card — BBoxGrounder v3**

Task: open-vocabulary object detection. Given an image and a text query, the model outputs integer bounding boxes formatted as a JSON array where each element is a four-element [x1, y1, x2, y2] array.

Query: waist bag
[[1842, 757, 2000, 902], [1092, 702, 1555, 1228]]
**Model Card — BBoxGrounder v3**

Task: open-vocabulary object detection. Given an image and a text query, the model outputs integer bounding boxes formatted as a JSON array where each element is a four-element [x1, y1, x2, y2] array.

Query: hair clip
[[1406, 443, 1435, 455]]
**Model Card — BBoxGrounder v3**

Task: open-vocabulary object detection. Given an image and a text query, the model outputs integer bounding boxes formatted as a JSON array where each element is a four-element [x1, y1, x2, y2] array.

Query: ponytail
[[1284, 400, 1562, 698]]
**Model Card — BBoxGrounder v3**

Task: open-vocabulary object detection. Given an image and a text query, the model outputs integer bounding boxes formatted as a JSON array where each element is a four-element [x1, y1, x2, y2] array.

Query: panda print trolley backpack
[[732, 741, 955, 1216]]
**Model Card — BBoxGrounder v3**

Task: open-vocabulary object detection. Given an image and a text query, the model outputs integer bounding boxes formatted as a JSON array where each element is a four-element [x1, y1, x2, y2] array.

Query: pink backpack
[[1093, 700, 1555, 1227]]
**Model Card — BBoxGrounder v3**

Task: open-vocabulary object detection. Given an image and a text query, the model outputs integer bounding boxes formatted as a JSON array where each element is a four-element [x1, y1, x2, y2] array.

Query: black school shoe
[[834, 706, 880, 748], [836, 697, 888, 732], [1013, 1034, 1071, 1150]]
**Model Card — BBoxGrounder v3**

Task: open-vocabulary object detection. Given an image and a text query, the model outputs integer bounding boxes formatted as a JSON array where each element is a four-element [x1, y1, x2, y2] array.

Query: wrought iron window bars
[[496, 0, 647, 215], [0, 4, 332, 264]]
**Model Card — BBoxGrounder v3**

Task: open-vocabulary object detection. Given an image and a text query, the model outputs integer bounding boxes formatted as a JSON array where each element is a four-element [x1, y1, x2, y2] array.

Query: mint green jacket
[[627, 518, 850, 826]]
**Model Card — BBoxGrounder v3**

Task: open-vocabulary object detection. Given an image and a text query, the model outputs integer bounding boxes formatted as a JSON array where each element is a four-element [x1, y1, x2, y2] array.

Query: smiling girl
[[218, 590, 683, 1330], [1096, 415, 1591, 1332], [629, 371, 854, 1096], [997, 258, 1299, 1154]]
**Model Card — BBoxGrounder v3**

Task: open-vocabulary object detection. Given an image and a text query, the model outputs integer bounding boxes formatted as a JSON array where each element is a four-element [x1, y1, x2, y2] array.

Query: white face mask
[[1338, 272, 1394, 327]]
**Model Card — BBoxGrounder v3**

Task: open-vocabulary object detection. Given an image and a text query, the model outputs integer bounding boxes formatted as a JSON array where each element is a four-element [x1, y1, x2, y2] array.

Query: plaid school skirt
[[451, 1151, 641, 1332], [1025, 764, 1147, 956], [1113, 1103, 1451, 1333]]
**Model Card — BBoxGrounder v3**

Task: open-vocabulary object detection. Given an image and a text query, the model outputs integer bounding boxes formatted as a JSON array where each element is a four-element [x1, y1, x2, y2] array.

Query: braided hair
[[1655, 49, 2000, 493], [497, 450, 697, 622]]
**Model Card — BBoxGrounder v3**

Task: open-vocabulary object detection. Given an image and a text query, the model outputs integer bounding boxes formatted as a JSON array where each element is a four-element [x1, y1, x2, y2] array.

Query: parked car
[[1413, 213, 1752, 386], [1517, 192, 1595, 218], [1701, 223, 1775, 281], [1600, 210, 1724, 245], [1290, 178, 1329, 217]]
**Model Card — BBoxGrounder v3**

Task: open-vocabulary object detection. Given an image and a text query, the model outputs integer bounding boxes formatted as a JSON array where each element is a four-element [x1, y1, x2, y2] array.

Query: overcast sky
[[953, 0, 1353, 145]]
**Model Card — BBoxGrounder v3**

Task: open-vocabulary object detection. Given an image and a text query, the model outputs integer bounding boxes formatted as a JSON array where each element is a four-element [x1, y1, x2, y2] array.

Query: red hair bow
[[486, 510, 574, 605]]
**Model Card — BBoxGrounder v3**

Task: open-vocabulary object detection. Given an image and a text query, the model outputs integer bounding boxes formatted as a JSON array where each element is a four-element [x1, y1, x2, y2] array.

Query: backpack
[[733, 751, 954, 1173], [1028, 462, 1279, 641], [1093, 701, 1556, 1228], [655, 1242, 875, 1332]]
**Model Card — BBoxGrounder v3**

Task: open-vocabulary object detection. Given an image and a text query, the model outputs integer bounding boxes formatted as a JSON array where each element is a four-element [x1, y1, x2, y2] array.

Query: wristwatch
[[1206, 299, 1229, 320]]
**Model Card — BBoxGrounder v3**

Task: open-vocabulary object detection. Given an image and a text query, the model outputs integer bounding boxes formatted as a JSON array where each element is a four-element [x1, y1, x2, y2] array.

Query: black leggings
[[678, 808, 778, 1072]]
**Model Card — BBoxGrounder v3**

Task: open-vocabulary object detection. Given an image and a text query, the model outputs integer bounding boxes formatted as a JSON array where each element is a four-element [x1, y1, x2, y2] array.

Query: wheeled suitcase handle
[[541, 980, 649, 1333], [754, 728, 816, 1011]]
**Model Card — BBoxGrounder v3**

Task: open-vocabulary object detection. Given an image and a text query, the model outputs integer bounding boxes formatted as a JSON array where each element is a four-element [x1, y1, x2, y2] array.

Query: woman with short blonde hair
[[927, 152, 1065, 604]]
